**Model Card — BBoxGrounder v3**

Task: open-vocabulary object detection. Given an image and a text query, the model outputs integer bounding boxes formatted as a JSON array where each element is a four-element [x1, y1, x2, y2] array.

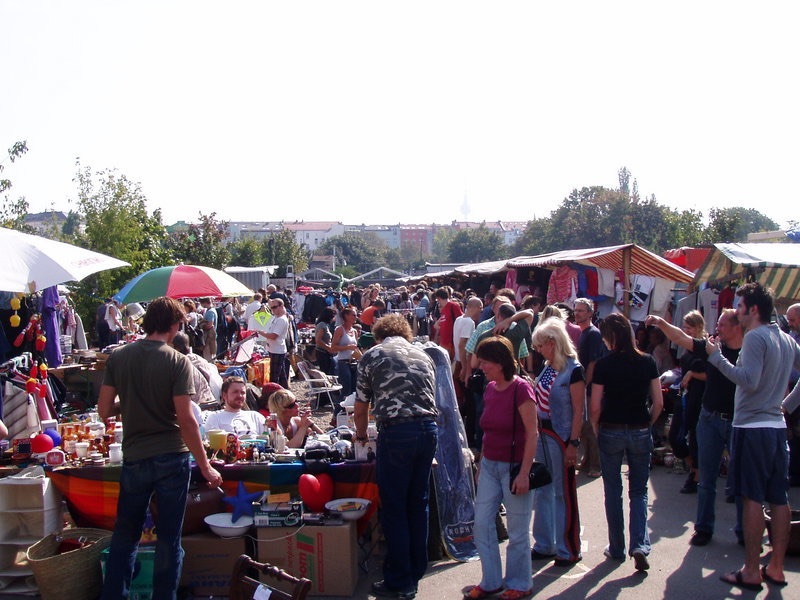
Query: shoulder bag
[[509, 378, 552, 493]]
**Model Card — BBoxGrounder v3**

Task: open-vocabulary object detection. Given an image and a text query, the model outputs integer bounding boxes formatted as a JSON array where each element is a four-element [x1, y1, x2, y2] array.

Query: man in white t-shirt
[[264, 298, 290, 388], [243, 293, 263, 326], [203, 376, 266, 435], [454, 297, 482, 365]]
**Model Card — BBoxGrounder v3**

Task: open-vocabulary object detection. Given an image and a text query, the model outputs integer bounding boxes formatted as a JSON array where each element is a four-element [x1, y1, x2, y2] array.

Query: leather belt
[[599, 422, 650, 430]]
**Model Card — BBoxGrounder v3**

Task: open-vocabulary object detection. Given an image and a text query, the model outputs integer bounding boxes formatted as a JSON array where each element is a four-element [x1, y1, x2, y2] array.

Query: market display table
[[45, 460, 378, 532]]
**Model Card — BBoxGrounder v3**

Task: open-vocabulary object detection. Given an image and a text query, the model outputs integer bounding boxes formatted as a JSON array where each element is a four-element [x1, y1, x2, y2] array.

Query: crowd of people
[[90, 277, 800, 599]]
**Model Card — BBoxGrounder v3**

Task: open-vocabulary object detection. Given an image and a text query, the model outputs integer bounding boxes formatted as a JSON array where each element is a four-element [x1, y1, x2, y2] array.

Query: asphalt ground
[[345, 462, 800, 600]]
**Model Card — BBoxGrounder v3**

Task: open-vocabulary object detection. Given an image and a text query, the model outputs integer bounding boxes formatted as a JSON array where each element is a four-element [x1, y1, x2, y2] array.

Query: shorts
[[729, 427, 789, 505]]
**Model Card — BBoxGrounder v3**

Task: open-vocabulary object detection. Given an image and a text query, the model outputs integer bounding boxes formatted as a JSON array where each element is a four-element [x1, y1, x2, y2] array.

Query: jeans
[[101, 452, 190, 600], [598, 426, 653, 558], [269, 352, 289, 388], [335, 361, 358, 417], [376, 420, 438, 593], [474, 457, 534, 592], [695, 408, 738, 536], [532, 430, 581, 561]]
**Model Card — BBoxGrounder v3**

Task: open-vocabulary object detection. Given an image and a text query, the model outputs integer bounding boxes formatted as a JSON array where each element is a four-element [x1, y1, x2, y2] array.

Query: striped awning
[[692, 243, 800, 301], [506, 244, 695, 283]]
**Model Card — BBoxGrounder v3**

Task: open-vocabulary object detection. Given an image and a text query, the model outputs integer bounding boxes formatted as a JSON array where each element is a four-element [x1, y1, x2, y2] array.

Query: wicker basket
[[27, 527, 113, 600]]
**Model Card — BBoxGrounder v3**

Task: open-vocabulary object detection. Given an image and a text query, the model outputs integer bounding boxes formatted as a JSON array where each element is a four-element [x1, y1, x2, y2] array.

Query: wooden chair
[[229, 554, 312, 600], [296, 360, 343, 410]]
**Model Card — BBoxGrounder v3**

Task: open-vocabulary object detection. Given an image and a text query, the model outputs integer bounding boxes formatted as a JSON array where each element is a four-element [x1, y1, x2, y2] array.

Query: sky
[[3, 1, 799, 229]]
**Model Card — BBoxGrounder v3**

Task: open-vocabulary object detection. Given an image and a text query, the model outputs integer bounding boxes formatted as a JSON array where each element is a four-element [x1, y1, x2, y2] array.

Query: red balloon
[[316, 473, 334, 506], [298, 474, 324, 512], [31, 432, 54, 453]]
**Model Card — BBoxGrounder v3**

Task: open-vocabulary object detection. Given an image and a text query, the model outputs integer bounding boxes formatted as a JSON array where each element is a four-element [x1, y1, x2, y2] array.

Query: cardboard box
[[257, 521, 358, 596], [180, 532, 249, 597], [254, 501, 304, 527]]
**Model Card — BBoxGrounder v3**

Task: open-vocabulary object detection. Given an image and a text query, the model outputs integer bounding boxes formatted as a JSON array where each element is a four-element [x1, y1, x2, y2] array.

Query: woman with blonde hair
[[529, 318, 586, 567], [268, 389, 323, 449]]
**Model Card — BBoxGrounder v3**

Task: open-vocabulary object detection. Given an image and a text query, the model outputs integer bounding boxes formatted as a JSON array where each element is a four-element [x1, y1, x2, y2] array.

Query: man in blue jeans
[[355, 313, 438, 600], [99, 297, 222, 599], [646, 309, 743, 546]]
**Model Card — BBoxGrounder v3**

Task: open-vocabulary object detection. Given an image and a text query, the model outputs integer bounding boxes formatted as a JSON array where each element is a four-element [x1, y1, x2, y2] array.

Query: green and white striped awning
[[692, 243, 800, 301]]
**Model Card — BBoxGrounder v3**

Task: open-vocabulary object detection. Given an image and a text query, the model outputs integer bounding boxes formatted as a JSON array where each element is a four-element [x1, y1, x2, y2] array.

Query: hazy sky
[[4, 1, 798, 229]]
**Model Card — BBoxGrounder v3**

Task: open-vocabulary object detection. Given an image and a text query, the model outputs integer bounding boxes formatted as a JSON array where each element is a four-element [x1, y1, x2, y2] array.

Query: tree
[[431, 227, 457, 262], [258, 228, 309, 278], [319, 232, 388, 273], [168, 213, 230, 269], [69, 160, 171, 332], [704, 207, 779, 243], [0, 140, 32, 231], [228, 237, 263, 267], [448, 225, 504, 263]]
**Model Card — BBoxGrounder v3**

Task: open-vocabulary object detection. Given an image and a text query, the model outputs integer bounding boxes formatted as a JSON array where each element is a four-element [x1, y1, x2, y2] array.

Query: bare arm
[[511, 399, 539, 495], [97, 384, 121, 420], [0, 418, 8, 441], [174, 394, 222, 487], [493, 309, 534, 334], [649, 378, 664, 425], [590, 383, 604, 435], [645, 315, 694, 352], [353, 400, 370, 442], [565, 379, 585, 465]]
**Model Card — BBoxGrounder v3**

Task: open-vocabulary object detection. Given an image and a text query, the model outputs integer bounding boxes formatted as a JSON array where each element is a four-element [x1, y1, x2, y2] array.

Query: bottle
[[62, 425, 78, 459]]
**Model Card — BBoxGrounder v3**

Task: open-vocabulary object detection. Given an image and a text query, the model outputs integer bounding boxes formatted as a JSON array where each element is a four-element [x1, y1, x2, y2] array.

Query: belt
[[377, 416, 435, 429], [600, 422, 650, 430], [709, 410, 732, 421]]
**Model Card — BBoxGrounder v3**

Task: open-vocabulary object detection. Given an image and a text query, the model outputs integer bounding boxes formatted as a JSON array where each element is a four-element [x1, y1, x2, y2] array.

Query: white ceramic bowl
[[204, 512, 253, 537], [324, 497, 371, 521]]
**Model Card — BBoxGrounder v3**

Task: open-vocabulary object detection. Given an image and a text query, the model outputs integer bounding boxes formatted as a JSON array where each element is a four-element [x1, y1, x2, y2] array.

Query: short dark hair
[[372, 313, 412, 342], [172, 331, 191, 354], [317, 307, 337, 323], [434, 288, 450, 300], [221, 376, 246, 395], [141, 297, 186, 335], [737, 282, 774, 323], [475, 336, 517, 380]]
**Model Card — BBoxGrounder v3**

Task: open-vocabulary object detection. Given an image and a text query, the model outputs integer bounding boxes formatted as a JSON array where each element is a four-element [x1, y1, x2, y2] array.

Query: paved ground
[[344, 463, 800, 600]]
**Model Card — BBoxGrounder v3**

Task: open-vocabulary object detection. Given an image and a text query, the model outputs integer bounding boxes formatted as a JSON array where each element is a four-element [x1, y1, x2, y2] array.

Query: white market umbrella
[[1, 227, 130, 293]]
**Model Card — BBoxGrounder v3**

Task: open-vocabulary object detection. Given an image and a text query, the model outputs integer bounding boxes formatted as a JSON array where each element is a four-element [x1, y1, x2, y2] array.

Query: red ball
[[31, 432, 55, 453], [298, 474, 325, 512]]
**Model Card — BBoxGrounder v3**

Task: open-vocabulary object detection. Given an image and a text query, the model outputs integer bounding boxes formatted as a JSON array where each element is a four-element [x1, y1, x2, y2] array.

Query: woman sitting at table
[[268, 389, 324, 448]]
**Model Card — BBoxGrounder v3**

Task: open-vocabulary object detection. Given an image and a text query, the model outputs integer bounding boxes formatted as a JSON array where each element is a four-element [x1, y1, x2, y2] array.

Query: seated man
[[204, 376, 266, 436]]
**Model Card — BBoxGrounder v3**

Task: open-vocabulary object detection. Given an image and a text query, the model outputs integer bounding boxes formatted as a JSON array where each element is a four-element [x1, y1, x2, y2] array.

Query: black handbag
[[509, 378, 552, 493]]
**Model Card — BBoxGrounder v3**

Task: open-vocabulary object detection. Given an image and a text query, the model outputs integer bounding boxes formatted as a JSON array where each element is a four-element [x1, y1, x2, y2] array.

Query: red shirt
[[437, 300, 463, 349]]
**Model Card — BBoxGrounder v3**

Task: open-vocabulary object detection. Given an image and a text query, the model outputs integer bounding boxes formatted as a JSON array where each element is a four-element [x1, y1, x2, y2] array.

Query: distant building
[[229, 220, 345, 252], [24, 211, 68, 234]]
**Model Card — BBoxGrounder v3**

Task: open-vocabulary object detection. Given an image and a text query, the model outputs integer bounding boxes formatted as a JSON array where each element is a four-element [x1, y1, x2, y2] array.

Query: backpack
[[186, 324, 205, 351], [216, 304, 241, 342]]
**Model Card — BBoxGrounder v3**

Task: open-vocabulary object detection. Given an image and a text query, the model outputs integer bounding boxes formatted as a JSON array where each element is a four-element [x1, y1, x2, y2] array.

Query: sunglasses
[[284, 402, 298, 410]]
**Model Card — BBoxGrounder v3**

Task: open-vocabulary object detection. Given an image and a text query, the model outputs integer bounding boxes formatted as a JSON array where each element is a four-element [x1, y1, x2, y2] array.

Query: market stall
[[506, 244, 696, 321], [691, 242, 800, 310]]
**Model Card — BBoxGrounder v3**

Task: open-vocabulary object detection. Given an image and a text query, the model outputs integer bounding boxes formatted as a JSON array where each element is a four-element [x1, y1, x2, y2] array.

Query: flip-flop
[[719, 569, 763, 592], [761, 565, 788, 587]]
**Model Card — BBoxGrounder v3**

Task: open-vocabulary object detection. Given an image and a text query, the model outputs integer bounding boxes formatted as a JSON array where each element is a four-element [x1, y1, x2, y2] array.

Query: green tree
[[431, 227, 456, 262], [319, 232, 387, 273], [259, 228, 309, 278], [448, 225, 504, 263], [69, 160, 171, 333], [168, 213, 230, 269], [704, 207, 779, 243], [0, 140, 32, 231], [228, 237, 263, 266]]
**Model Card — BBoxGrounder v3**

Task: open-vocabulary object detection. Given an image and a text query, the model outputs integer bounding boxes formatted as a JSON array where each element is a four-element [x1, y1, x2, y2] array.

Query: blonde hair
[[531, 317, 577, 372], [268, 389, 296, 414], [683, 310, 706, 335]]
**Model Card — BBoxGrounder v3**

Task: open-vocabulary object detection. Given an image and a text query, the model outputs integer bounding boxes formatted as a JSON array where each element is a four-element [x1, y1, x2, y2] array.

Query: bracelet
[[355, 434, 368, 442]]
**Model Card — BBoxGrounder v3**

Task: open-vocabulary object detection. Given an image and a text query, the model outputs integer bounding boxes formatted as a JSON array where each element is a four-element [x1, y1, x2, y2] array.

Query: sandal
[[463, 585, 502, 600], [498, 589, 532, 600]]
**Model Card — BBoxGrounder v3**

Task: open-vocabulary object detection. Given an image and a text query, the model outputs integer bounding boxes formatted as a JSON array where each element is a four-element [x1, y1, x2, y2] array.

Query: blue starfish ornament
[[222, 481, 262, 523]]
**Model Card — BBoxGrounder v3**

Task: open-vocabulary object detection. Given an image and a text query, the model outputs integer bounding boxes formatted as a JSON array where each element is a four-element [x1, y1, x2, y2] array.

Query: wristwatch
[[568, 438, 581, 448]]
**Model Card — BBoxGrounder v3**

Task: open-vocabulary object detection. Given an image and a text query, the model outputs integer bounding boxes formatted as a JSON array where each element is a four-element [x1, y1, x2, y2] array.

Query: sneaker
[[372, 580, 416, 599], [689, 530, 712, 546], [631, 549, 650, 571], [553, 555, 582, 567], [498, 589, 532, 600], [463, 585, 502, 600], [679, 475, 698, 494]]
